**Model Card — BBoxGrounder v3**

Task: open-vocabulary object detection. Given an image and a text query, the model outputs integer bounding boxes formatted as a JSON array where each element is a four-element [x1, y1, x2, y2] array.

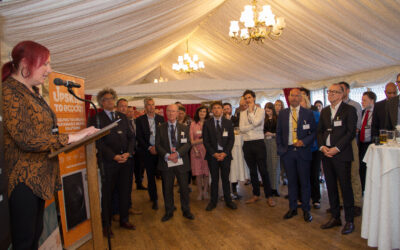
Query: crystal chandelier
[[154, 65, 168, 83], [229, 0, 286, 44], [172, 40, 205, 73]]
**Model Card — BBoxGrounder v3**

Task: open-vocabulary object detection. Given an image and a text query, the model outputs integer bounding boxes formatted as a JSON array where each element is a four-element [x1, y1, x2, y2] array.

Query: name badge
[[334, 120, 342, 127], [117, 130, 123, 134], [181, 138, 187, 143], [223, 131, 228, 137], [303, 124, 310, 130], [196, 130, 202, 135], [181, 131, 185, 136]]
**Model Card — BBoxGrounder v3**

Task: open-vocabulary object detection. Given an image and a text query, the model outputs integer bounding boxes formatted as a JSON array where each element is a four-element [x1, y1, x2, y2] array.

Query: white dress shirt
[[239, 106, 265, 141]]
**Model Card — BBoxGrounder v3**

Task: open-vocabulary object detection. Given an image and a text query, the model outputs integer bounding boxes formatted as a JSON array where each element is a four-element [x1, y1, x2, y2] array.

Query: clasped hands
[[168, 152, 179, 163], [293, 140, 304, 147], [113, 153, 130, 163], [320, 146, 339, 158], [213, 152, 227, 161]]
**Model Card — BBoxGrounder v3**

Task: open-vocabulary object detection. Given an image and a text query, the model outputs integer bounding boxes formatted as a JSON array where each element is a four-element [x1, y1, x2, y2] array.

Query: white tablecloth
[[230, 134, 249, 182], [361, 144, 400, 250]]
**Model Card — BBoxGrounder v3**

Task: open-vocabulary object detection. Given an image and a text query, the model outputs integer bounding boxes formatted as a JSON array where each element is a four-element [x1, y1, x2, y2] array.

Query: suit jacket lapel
[[165, 123, 171, 152], [333, 102, 344, 122]]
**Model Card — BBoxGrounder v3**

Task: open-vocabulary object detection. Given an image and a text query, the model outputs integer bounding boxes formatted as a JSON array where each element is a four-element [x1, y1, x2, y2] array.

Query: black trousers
[[359, 141, 371, 192], [310, 150, 322, 203], [134, 151, 145, 186], [9, 183, 45, 250], [207, 155, 232, 205], [161, 169, 190, 215], [102, 161, 130, 227], [128, 158, 135, 207], [282, 148, 311, 211], [143, 152, 159, 202], [242, 139, 272, 198], [322, 156, 354, 222]]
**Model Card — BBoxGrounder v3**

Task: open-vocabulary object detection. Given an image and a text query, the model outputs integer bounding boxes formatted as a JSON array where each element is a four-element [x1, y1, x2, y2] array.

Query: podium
[[49, 121, 118, 250]]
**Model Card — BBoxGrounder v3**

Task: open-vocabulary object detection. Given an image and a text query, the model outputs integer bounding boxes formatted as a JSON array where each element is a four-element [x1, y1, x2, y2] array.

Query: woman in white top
[[240, 90, 276, 207]]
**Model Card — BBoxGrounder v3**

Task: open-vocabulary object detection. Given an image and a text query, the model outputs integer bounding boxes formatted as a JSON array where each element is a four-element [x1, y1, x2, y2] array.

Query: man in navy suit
[[88, 88, 136, 237], [318, 83, 357, 235], [136, 97, 165, 210], [276, 88, 316, 222], [155, 104, 194, 222], [203, 101, 236, 211]]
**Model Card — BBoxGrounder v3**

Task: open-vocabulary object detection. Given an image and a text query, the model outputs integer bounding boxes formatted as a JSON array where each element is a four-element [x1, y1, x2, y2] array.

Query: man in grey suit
[[155, 104, 194, 222], [385, 74, 400, 130]]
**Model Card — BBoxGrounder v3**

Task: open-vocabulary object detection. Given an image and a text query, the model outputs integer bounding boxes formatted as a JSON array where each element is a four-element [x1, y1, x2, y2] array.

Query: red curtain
[[283, 88, 293, 107]]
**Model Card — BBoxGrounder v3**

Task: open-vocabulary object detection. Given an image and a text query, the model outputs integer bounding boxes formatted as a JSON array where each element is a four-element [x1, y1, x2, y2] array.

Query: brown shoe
[[120, 221, 136, 230], [267, 197, 276, 207], [112, 214, 120, 222], [129, 208, 143, 215], [245, 196, 260, 204]]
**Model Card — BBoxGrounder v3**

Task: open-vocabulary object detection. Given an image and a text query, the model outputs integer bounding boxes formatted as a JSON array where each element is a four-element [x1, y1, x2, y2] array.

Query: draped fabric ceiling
[[1, 0, 400, 104]]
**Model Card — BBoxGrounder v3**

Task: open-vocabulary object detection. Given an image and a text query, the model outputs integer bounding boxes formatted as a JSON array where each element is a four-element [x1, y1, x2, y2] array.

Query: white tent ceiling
[[1, 0, 400, 102]]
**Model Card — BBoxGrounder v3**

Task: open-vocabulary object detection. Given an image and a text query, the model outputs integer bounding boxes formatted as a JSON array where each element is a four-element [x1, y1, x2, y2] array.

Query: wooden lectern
[[49, 121, 118, 250]]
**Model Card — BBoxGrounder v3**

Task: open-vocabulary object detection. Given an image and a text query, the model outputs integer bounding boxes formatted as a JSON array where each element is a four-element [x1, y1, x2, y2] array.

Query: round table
[[361, 144, 400, 250], [230, 134, 249, 182]]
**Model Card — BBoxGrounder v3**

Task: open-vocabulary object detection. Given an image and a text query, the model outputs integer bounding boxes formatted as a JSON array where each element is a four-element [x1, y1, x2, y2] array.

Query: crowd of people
[[2, 40, 400, 249], [92, 76, 400, 238]]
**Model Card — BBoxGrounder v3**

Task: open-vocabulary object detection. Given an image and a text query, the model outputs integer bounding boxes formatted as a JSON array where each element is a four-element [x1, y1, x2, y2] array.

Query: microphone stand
[[67, 87, 112, 250]]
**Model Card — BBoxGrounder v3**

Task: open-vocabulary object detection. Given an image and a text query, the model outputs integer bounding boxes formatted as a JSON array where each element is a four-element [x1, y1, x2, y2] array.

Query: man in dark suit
[[318, 83, 357, 235], [385, 74, 400, 130], [276, 88, 316, 222], [203, 101, 237, 211], [88, 88, 136, 237], [155, 104, 194, 222], [136, 97, 165, 210], [371, 82, 398, 137]]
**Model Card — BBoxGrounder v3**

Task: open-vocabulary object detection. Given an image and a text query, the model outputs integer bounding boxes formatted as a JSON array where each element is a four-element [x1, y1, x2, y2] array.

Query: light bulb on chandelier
[[172, 40, 205, 74], [229, 0, 286, 44]]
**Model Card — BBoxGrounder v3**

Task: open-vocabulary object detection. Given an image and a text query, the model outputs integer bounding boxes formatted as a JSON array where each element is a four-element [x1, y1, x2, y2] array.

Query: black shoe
[[320, 217, 342, 229], [303, 211, 312, 222], [152, 201, 158, 210], [272, 189, 280, 197], [206, 202, 216, 211], [137, 184, 148, 190], [232, 193, 242, 200], [284, 194, 289, 199], [183, 211, 194, 220], [226, 201, 237, 210], [354, 206, 362, 217], [161, 213, 173, 222], [341, 222, 355, 235], [313, 202, 321, 209], [283, 209, 297, 219]]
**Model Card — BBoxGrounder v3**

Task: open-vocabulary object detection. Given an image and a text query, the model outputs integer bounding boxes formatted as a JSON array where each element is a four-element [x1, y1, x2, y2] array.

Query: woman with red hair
[[2, 41, 98, 249]]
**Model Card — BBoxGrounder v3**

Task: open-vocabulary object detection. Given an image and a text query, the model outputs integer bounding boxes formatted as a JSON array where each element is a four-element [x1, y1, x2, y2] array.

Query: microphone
[[53, 78, 81, 88]]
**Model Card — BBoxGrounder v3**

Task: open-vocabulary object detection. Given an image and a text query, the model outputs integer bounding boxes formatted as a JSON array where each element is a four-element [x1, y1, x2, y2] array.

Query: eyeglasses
[[327, 90, 343, 95]]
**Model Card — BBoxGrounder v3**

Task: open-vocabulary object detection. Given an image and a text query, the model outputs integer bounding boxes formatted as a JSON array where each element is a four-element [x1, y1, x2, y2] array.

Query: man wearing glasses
[[385, 74, 400, 130], [318, 83, 357, 235]]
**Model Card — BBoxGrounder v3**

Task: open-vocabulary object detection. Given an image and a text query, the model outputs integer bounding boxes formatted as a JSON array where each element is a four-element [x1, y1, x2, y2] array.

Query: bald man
[[155, 104, 194, 222], [371, 82, 398, 137], [385, 74, 400, 130]]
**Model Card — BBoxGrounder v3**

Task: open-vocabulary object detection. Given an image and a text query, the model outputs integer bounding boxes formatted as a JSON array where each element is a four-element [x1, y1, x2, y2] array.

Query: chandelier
[[229, 0, 286, 44], [154, 65, 168, 83], [172, 40, 205, 73]]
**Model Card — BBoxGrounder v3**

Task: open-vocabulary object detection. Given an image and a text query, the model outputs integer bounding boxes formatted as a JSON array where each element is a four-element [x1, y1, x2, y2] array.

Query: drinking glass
[[379, 129, 387, 144], [387, 130, 395, 145]]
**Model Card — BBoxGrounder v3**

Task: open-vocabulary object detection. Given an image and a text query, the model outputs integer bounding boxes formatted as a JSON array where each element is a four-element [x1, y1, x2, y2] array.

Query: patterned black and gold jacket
[[3, 77, 69, 200]]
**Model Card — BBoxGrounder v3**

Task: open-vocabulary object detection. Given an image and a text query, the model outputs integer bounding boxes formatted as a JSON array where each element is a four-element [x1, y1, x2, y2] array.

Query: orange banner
[[48, 72, 91, 249]]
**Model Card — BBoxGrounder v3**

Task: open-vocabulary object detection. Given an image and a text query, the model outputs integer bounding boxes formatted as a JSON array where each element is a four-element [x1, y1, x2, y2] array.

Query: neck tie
[[110, 111, 115, 121], [360, 110, 370, 142], [170, 124, 177, 148], [216, 120, 222, 145], [292, 108, 298, 144]]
